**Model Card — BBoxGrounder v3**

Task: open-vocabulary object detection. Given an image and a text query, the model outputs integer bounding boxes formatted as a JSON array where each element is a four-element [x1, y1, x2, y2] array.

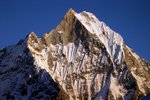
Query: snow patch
[[131, 72, 147, 95], [28, 45, 50, 73], [110, 75, 127, 99]]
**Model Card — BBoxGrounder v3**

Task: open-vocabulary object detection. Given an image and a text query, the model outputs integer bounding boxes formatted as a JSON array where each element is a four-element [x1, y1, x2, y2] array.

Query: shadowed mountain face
[[0, 9, 150, 100]]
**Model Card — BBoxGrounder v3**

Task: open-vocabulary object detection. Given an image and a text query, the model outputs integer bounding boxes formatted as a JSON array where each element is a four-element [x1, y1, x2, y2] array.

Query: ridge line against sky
[[0, 0, 150, 62]]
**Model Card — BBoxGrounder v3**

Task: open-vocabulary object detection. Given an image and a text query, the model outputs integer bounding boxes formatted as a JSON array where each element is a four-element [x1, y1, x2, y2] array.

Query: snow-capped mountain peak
[[0, 9, 150, 100]]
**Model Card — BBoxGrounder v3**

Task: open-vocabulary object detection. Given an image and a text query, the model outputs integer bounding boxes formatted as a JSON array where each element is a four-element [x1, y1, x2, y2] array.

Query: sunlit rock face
[[0, 9, 150, 100]]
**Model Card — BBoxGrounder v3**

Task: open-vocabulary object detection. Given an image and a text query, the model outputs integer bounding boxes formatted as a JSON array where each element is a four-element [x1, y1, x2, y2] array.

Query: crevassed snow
[[75, 11, 124, 65]]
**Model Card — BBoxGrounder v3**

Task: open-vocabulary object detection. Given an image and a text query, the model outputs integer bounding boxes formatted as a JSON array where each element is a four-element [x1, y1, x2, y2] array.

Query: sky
[[0, 0, 150, 62]]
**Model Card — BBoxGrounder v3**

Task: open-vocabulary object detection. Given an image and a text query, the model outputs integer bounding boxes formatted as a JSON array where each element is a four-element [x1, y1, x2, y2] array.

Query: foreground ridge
[[0, 9, 150, 100]]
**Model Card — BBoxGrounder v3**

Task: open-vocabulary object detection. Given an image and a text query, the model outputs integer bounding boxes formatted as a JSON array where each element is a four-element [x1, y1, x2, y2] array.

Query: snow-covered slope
[[0, 37, 59, 99], [0, 9, 150, 100]]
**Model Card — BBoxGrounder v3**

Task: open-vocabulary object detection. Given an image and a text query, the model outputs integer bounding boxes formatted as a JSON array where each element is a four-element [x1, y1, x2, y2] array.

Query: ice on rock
[[63, 43, 78, 62], [75, 11, 124, 65], [0, 9, 149, 100]]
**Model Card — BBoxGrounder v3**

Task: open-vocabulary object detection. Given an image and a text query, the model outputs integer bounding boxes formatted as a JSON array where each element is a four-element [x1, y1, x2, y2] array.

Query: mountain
[[0, 9, 150, 100]]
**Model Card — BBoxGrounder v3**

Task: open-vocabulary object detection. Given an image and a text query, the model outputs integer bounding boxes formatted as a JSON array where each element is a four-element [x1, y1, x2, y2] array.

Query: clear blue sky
[[0, 0, 150, 62]]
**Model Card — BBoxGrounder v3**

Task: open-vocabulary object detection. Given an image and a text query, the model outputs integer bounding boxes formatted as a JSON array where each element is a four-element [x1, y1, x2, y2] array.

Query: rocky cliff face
[[0, 9, 150, 100]]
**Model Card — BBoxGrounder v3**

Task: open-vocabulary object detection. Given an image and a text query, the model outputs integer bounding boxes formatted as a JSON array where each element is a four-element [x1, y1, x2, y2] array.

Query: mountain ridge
[[0, 9, 150, 100]]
